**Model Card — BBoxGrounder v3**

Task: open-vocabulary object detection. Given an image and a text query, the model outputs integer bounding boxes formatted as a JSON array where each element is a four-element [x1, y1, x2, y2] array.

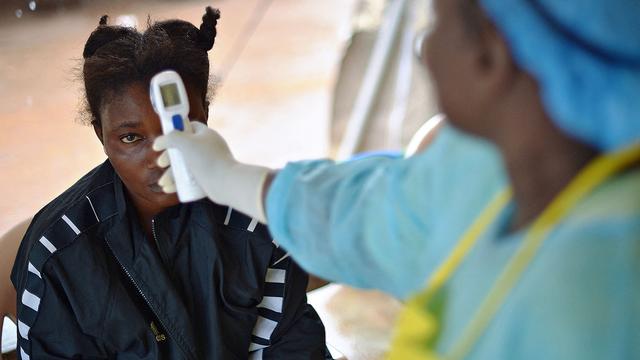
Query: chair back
[[0, 218, 31, 352]]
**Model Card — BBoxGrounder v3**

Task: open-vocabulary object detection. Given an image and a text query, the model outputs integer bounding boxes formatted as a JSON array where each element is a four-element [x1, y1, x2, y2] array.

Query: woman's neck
[[136, 209, 156, 240], [126, 192, 163, 240]]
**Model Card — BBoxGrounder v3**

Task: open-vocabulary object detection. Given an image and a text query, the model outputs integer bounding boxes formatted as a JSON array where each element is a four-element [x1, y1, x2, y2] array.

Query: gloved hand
[[153, 121, 271, 223], [156, 151, 177, 194]]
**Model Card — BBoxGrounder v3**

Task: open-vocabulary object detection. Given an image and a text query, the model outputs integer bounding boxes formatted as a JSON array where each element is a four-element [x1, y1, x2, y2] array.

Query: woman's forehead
[[100, 81, 204, 130], [100, 83, 155, 129]]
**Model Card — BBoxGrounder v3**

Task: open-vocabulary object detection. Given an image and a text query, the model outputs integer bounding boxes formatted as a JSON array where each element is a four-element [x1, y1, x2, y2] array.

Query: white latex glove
[[153, 121, 271, 223], [156, 150, 177, 194]]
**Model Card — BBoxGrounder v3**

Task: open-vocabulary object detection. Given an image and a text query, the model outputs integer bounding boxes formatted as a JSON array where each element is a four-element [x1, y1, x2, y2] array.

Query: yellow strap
[[388, 189, 512, 360], [422, 189, 512, 301], [447, 143, 640, 360], [388, 143, 640, 360]]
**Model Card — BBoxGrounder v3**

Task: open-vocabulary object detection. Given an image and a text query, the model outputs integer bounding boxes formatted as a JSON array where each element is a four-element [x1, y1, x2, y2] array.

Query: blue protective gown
[[265, 125, 640, 358], [267, 125, 508, 299]]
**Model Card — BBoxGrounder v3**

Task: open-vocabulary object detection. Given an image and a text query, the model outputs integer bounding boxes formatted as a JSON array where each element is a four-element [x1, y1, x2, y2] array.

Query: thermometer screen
[[160, 83, 181, 107]]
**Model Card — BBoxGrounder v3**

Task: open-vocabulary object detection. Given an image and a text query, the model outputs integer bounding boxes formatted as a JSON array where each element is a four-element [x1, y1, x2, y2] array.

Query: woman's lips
[[148, 182, 165, 193]]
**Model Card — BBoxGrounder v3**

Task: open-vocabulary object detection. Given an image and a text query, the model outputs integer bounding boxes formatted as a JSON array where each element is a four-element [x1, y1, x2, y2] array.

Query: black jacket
[[11, 161, 328, 359]]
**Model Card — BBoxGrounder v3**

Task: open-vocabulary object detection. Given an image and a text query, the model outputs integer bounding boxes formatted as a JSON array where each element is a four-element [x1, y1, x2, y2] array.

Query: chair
[[1, 218, 31, 357], [405, 114, 445, 157]]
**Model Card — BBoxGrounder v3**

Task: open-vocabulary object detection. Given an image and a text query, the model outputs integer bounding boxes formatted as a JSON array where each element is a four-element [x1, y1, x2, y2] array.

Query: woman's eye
[[119, 134, 143, 144]]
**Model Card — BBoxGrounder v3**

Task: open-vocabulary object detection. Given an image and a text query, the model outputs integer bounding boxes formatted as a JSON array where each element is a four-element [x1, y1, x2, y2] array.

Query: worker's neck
[[490, 100, 597, 232]]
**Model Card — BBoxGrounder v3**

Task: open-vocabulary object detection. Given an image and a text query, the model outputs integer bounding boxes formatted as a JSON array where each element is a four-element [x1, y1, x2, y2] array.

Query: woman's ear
[[93, 124, 108, 156], [204, 99, 210, 124]]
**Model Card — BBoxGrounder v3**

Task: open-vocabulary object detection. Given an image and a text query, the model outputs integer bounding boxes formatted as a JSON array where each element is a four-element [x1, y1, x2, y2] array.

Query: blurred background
[[0, 0, 351, 236], [0, 0, 438, 358]]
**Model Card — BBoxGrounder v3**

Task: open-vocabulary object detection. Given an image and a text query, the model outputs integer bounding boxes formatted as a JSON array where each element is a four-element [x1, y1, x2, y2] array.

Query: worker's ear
[[474, 19, 518, 95]]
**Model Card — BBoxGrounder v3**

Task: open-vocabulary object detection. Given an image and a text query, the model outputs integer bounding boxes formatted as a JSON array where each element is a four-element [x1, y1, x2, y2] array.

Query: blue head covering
[[479, 0, 640, 151]]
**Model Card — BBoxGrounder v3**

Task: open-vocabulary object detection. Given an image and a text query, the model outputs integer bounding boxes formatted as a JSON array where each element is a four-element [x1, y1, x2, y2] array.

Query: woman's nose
[[146, 136, 164, 169]]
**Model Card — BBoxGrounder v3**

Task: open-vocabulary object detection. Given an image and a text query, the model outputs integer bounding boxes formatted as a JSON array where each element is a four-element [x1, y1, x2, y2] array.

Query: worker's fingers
[[157, 150, 170, 168], [162, 183, 177, 194], [158, 168, 175, 188], [153, 131, 188, 152], [190, 121, 209, 133]]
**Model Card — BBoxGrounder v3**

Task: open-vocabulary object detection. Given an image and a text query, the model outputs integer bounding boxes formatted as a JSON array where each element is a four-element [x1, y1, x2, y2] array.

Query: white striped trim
[[224, 207, 233, 225], [265, 268, 286, 283], [62, 214, 81, 235], [27, 262, 41, 279], [249, 342, 268, 352], [257, 296, 283, 313], [248, 348, 264, 359], [20, 347, 30, 360], [22, 290, 40, 312], [252, 316, 278, 339], [272, 253, 290, 266], [17, 320, 30, 340], [86, 195, 100, 222], [247, 218, 259, 232], [38, 236, 56, 253]]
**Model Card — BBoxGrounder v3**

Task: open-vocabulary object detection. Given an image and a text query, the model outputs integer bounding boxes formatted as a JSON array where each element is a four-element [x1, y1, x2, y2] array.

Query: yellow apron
[[388, 143, 640, 360]]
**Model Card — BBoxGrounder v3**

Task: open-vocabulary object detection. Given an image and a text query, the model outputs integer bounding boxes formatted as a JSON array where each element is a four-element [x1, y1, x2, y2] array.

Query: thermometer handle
[[160, 114, 206, 202]]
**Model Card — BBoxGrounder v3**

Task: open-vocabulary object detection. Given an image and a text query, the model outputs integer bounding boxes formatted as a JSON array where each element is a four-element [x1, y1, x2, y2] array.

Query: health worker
[[153, 0, 640, 358]]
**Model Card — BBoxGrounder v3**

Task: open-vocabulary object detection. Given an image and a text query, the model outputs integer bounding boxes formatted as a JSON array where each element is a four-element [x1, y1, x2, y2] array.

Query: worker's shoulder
[[561, 167, 640, 237], [536, 169, 640, 278], [519, 171, 640, 334], [408, 124, 506, 189], [576, 166, 640, 218], [525, 169, 640, 280]]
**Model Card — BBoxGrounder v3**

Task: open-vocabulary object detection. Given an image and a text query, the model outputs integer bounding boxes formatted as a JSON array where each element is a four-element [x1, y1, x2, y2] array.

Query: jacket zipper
[[151, 219, 171, 269], [105, 237, 192, 359], [151, 219, 160, 251]]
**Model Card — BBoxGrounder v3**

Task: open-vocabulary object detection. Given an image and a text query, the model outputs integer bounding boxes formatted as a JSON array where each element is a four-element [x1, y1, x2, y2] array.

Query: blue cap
[[479, 0, 640, 151]]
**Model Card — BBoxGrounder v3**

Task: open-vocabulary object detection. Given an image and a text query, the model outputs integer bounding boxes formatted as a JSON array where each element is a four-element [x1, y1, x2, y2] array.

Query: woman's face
[[96, 82, 208, 214]]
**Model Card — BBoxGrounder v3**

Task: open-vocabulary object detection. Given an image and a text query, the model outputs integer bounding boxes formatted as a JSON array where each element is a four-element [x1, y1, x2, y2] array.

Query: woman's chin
[[147, 185, 180, 206]]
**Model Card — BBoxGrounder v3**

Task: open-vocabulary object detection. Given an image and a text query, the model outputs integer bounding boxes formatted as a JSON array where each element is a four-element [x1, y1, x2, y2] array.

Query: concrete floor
[[0, 1, 405, 359]]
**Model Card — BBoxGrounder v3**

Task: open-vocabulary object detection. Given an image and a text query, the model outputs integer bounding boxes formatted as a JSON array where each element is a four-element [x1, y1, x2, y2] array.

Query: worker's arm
[[153, 123, 441, 298], [153, 121, 506, 299]]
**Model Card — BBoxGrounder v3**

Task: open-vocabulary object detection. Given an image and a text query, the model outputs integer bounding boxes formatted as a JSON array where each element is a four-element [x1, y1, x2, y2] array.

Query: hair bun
[[83, 15, 135, 58], [197, 6, 221, 51]]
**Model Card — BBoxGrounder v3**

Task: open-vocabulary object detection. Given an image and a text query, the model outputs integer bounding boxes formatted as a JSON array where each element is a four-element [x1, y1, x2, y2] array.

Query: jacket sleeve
[[13, 235, 109, 359], [259, 254, 329, 360]]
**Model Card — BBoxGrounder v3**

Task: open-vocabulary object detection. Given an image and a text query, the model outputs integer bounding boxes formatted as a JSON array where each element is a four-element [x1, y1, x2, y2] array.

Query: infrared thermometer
[[150, 70, 206, 202]]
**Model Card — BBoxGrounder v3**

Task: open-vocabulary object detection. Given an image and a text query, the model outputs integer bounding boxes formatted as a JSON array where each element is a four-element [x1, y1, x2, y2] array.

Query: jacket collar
[[104, 165, 199, 360]]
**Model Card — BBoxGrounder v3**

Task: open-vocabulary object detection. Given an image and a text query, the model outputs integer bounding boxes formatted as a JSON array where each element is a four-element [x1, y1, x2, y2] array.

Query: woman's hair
[[81, 6, 220, 127]]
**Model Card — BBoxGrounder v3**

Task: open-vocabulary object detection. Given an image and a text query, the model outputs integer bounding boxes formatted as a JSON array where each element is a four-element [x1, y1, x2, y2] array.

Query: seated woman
[[10, 8, 328, 359]]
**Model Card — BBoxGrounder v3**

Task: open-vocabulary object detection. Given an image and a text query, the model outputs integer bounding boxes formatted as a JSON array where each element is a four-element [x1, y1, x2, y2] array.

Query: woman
[[11, 8, 328, 359], [154, 0, 640, 358]]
